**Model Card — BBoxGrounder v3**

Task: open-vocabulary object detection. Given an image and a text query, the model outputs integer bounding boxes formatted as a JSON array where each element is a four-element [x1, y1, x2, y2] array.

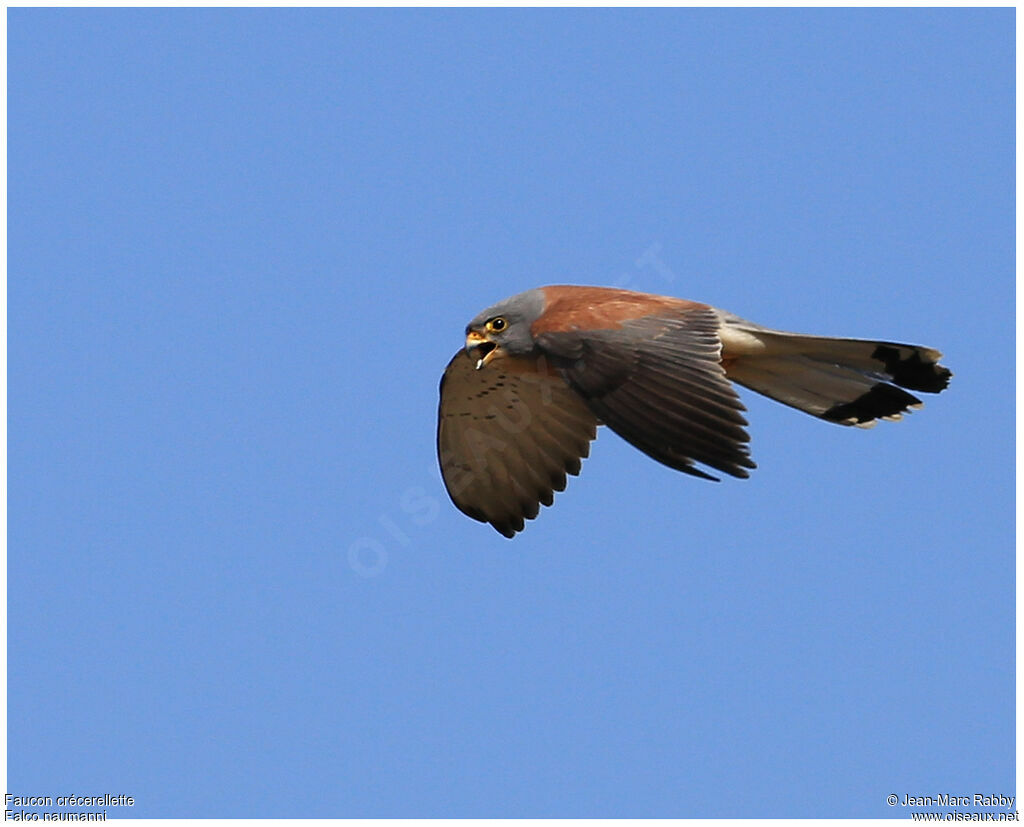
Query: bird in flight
[[437, 285, 951, 537]]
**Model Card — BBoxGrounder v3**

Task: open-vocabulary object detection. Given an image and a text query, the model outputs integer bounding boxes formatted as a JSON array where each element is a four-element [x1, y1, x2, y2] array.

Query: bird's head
[[464, 288, 545, 370]]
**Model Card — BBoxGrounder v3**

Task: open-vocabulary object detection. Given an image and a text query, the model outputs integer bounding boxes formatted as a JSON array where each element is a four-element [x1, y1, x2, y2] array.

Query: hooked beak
[[465, 329, 499, 370]]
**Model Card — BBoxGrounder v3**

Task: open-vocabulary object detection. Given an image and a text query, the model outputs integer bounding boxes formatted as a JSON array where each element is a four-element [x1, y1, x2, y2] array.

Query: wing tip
[[491, 520, 522, 539]]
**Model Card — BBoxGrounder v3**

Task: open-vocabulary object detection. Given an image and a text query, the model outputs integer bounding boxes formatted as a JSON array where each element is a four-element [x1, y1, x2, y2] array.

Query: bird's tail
[[721, 326, 952, 428]]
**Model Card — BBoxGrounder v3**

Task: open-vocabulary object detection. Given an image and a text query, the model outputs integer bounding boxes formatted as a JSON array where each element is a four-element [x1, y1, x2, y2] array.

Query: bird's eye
[[487, 317, 508, 333]]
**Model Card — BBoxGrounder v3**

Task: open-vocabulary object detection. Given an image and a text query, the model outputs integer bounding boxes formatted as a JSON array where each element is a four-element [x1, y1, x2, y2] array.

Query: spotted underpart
[[436, 351, 598, 538]]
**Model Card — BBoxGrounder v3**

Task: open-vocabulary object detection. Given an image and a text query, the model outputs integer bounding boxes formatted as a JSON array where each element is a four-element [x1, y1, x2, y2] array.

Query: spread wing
[[437, 350, 599, 538], [536, 306, 755, 481]]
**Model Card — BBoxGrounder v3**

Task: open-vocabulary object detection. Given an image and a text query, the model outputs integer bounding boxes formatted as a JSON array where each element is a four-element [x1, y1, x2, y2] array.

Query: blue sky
[[9, 8, 1014, 819]]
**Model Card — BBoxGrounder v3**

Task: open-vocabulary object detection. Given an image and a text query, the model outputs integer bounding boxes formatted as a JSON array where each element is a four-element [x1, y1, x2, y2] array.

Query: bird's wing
[[437, 350, 598, 538], [536, 306, 755, 481]]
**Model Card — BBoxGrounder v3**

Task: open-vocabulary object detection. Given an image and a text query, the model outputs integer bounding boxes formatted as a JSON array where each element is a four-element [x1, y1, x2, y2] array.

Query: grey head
[[464, 287, 546, 368]]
